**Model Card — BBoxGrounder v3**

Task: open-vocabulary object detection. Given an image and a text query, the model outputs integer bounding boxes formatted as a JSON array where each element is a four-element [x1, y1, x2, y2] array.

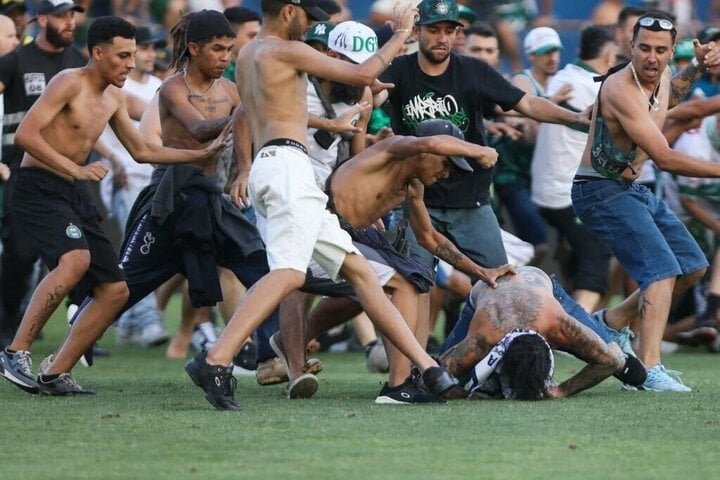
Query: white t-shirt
[[531, 62, 600, 209], [99, 74, 162, 211], [101, 74, 162, 177], [306, 82, 358, 189]]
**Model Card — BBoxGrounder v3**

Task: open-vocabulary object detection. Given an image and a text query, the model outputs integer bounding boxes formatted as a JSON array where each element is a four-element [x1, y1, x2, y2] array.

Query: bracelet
[[376, 52, 391, 69], [394, 28, 410, 34]]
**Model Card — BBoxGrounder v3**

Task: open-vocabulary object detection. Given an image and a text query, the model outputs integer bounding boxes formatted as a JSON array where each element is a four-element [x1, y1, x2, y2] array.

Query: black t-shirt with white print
[[382, 52, 524, 208], [0, 41, 87, 168]]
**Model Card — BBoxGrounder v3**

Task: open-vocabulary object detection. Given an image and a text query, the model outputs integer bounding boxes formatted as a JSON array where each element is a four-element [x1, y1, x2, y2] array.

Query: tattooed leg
[[636, 277, 675, 366], [9, 252, 91, 351]]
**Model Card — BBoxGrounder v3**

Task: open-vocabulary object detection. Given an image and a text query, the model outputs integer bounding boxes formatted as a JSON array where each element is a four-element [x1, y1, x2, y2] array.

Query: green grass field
[[1, 300, 719, 479]]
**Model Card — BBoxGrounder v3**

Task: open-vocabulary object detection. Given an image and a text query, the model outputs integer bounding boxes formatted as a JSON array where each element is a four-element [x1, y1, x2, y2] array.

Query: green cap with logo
[[305, 21, 335, 46], [674, 38, 694, 60], [416, 0, 462, 27]]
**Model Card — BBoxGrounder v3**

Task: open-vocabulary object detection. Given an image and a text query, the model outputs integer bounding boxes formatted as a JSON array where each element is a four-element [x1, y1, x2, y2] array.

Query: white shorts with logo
[[249, 144, 359, 281]]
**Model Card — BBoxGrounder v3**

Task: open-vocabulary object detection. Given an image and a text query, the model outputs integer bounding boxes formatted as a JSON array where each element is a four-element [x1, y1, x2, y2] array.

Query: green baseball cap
[[305, 21, 335, 46], [674, 38, 694, 60], [457, 5, 477, 24], [416, 0, 462, 27]]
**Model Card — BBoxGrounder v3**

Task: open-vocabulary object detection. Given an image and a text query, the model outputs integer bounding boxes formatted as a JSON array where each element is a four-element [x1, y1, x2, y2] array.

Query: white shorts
[[307, 240, 396, 287], [249, 143, 359, 281]]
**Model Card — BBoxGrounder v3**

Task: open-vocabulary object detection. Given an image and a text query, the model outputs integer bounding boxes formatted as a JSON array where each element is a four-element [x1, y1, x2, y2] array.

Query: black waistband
[[16, 166, 75, 186], [259, 138, 308, 155], [573, 174, 635, 186]]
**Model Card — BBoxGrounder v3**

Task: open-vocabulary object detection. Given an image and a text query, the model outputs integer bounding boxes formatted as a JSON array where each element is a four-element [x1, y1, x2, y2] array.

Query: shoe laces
[[649, 364, 686, 385], [215, 367, 237, 396], [16, 351, 33, 375], [60, 373, 82, 390]]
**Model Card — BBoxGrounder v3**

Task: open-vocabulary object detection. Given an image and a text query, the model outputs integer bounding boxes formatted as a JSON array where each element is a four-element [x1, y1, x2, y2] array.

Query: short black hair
[[579, 25, 615, 60], [502, 335, 552, 400], [617, 6, 646, 27], [224, 6, 261, 25], [632, 10, 677, 43], [464, 21, 497, 39], [87, 16, 136, 56]]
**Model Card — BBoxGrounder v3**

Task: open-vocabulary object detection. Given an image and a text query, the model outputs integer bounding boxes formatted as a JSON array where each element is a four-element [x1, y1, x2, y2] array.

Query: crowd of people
[[0, 0, 719, 410]]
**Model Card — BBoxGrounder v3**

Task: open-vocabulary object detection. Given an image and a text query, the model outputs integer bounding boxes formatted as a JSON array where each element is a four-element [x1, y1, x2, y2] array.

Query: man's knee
[[57, 250, 91, 280], [95, 281, 130, 305]]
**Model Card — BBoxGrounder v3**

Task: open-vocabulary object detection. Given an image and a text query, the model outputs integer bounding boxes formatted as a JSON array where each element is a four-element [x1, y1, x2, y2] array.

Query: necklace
[[630, 63, 660, 112], [183, 69, 215, 99]]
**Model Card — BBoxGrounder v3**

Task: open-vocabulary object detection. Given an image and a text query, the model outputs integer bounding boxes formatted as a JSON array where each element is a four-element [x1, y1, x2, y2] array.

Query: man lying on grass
[[438, 266, 648, 400]]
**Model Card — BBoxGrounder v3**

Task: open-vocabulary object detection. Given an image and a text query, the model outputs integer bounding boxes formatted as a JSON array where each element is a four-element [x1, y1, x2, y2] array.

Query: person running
[[185, 0, 459, 411], [0, 16, 230, 395], [572, 12, 720, 392]]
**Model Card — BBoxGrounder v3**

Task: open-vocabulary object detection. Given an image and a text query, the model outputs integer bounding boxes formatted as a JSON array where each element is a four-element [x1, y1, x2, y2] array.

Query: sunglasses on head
[[638, 16, 675, 31]]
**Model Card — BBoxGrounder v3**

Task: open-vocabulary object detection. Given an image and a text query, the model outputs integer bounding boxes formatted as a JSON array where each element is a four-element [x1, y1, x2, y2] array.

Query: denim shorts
[[571, 179, 707, 290], [495, 183, 548, 246]]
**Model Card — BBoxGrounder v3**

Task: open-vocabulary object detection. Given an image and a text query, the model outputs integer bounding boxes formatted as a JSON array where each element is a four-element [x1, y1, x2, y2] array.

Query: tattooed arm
[[670, 39, 720, 108], [546, 313, 625, 398], [669, 63, 704, 108], [407, 179, 515, 287]]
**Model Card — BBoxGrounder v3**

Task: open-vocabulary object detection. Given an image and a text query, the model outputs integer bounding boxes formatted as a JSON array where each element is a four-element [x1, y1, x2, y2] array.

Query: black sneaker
[[374, 377, 438, 405], [422, 366, 459, 398], [37, 373, 95, 396], [613, 353, 647, 387], [232, 340, 257, 376], [185, 352, 241, 411], [677, 312, 719, 346]]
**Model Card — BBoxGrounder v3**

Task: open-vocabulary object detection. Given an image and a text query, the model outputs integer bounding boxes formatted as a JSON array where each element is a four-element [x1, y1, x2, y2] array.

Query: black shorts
[[9, 167, 125, 291]]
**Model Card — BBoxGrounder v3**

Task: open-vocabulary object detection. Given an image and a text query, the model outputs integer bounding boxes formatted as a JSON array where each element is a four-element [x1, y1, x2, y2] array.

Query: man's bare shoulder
[[45, 68, 85, 95]]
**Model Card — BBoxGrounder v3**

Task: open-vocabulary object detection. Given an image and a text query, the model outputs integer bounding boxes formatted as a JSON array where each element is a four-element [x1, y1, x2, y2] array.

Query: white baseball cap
[[328, 21, 378, 64], [524, 27, 563, 55]]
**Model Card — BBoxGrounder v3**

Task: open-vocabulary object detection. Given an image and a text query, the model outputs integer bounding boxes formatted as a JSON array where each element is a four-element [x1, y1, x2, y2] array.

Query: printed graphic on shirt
[[23, 73, 46, 96], [401, 92, 469, 132]]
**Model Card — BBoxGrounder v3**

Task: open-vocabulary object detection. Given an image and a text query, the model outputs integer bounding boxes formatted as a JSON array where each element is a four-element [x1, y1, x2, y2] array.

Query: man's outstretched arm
[[407, 179, 514, 287]]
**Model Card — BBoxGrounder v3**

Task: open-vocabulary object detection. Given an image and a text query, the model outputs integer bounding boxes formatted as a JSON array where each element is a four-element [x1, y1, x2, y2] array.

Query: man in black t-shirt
[[0, 0, 87, 347], [381, 0, 587, 348]]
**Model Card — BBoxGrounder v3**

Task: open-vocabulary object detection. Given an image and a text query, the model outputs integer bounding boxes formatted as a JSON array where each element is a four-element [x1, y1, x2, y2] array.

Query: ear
[[37, 15, 48, 29], [91, 44, 103, 62], [282, 5, 295, 23], [187, 42, 200, 57], [327, 50, 340, 59]]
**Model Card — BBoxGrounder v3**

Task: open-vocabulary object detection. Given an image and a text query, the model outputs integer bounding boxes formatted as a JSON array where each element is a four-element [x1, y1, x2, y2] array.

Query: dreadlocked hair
[[169, 12, 194, 70], [502, 335, 552, 400]]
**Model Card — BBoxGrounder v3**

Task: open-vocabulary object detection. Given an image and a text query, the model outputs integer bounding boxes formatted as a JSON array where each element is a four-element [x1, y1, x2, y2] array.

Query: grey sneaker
[[37, 373, 95, 396], [0, 349, 39, 394]]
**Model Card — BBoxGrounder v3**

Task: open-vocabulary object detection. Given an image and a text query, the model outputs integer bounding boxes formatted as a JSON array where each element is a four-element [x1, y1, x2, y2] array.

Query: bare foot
[[166, 335, 190, 359]]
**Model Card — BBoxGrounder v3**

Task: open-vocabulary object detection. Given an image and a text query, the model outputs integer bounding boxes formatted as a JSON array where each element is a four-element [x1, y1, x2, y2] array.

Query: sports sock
[[39, 373, 60, 382]]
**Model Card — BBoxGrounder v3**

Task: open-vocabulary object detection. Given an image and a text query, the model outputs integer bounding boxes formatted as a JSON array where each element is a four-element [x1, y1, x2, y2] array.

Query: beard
[[419, 43, 451, 64], [46, 23, 74, 48]]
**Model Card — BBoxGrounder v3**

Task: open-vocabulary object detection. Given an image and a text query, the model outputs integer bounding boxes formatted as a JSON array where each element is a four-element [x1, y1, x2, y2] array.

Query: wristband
[[691, 57, 704, 70]]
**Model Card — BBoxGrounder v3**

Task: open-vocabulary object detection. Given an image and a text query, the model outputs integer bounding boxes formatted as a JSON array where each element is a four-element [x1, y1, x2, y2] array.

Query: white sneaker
[[640, 364, 691, 392]]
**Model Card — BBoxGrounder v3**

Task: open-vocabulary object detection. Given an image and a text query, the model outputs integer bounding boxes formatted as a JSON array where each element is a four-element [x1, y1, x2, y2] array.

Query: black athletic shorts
[[9, 167, 125, 291]]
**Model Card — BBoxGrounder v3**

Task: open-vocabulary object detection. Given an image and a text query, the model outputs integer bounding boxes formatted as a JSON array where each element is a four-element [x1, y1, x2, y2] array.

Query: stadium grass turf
[[1, 299, 719, 479]]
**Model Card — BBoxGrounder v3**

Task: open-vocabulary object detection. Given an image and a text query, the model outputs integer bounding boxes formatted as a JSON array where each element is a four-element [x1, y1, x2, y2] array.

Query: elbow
[[13, 126, 29, 151]]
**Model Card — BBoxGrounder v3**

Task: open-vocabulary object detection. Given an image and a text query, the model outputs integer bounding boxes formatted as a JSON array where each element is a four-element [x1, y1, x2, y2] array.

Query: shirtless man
[[572, 12, 720, 392], [438, 266, 647, 400], [282, 119, 514, 403], [185, 0, 459, 411], [0, 16, 229, 395]]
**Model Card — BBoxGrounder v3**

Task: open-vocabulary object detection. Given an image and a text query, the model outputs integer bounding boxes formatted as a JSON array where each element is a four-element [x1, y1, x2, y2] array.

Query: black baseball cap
[[698, 26, 720, 44], [0, 0, 26, 14], [280, 0, 329, 22], [35, 0, 84, 16], [413, 119, 473, 173], [136, 24, 167, 48], [416, 0, 462, 27]]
